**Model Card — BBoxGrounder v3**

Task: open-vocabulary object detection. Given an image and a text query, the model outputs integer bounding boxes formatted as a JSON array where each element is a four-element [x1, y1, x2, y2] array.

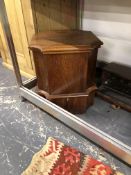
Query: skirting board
[[2, 61, 34, 78]]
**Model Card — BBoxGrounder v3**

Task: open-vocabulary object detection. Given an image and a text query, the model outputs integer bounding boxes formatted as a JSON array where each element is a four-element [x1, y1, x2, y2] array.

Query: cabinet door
[[4, 0, 35, 76]]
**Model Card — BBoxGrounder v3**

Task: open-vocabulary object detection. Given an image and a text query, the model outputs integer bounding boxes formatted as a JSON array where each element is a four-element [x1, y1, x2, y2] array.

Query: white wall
[[83, 0, 131, 66]]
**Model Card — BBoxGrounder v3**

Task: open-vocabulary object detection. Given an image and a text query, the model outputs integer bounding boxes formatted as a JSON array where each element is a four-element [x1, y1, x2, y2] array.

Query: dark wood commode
[[29, 30, 103, 114]]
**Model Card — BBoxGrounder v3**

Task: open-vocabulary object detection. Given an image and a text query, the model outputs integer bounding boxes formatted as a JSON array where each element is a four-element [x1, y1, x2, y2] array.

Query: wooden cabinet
[[0, 0, 80, 77], [29, 30, 103, 113]]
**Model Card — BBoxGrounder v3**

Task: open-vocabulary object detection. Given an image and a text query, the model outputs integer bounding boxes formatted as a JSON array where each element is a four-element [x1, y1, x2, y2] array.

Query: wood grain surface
[[29, 30, 103, 54]]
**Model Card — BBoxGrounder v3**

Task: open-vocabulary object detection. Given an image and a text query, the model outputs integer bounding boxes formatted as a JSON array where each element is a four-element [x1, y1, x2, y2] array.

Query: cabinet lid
[[29, 30, 103, 54]]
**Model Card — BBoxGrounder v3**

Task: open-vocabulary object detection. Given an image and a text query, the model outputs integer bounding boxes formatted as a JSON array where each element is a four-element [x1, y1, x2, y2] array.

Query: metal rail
[[0, 0, 131, 165], [20, 86, 131, 164]]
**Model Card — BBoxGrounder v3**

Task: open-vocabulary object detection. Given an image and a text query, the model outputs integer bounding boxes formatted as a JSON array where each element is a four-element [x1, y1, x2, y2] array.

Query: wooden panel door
[[0, 19, 11, 64], [4, 0, 35, 77]]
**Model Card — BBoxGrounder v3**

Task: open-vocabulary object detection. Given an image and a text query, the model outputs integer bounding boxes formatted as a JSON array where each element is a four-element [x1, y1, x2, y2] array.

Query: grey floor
[[0, 60, 131, 175], [78, 97, 131, 147]]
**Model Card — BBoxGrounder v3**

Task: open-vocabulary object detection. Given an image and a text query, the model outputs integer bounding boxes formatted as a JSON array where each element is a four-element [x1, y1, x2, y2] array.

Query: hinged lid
[[29, 30, 103, 54]]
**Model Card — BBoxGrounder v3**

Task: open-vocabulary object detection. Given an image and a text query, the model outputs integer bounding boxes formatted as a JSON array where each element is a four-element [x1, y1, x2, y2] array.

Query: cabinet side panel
[[87, 48, 98, 87]]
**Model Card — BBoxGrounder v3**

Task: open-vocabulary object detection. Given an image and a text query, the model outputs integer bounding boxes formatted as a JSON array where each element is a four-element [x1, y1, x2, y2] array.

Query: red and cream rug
[[22, 137, 123, 175]]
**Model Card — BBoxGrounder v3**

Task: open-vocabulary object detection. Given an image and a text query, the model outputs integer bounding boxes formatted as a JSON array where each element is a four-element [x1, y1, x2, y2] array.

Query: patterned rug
[[22, 137, 123, 175]]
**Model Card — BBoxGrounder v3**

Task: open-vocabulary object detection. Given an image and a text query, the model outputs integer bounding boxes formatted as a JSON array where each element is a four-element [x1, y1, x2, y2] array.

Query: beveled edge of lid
[[29, 30, 103, 54], [29, 42, 103, 54]]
